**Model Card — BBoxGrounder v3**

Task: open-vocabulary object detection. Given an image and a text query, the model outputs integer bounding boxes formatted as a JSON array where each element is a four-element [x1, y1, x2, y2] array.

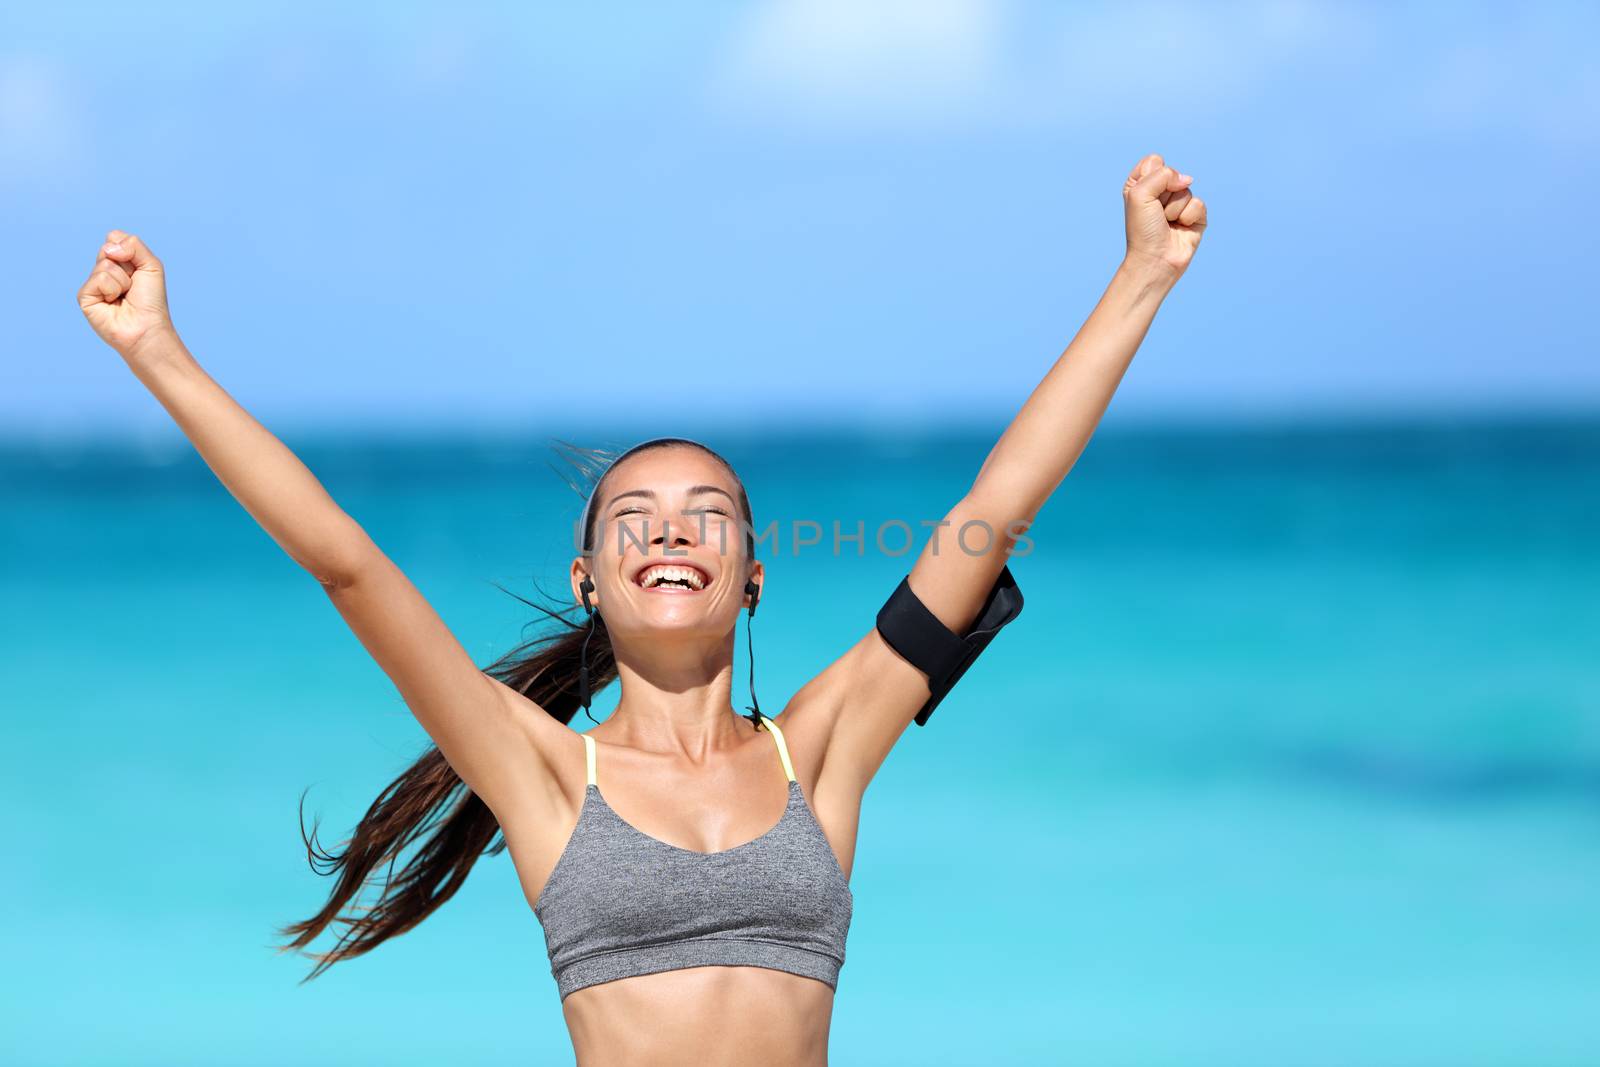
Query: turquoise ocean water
[[3, 417, 1597, 1066]]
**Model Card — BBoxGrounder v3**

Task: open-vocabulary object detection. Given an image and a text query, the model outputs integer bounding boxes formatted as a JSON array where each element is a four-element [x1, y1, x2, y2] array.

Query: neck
[[604, 636, 752, 754]]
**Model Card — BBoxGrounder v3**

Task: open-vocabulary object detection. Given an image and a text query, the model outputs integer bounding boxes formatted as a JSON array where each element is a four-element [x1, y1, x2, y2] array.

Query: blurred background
[[4, 2, 1598, 1064]]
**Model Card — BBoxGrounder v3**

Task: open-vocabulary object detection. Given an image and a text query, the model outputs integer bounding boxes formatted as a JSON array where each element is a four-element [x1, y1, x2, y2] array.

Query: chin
[[625, 603, 734, 640]]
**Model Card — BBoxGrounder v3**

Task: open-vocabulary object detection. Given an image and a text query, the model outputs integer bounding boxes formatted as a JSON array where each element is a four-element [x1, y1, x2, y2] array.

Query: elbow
[[301, 534, 386, 592], [312, 567, 356, 592], [305, 552, 378, 592], [957, 489, 1042, 542]]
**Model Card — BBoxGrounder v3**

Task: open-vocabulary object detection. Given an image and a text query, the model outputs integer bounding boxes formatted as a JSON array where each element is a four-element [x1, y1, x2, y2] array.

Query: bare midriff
[[561, 964, 836, 1066]]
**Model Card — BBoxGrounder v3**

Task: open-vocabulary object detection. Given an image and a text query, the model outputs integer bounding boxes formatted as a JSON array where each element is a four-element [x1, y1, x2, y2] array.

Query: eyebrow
[[602, 485, 738, 512]]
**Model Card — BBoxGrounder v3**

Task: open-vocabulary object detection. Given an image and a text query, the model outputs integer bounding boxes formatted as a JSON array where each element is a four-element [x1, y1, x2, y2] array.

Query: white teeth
[[638, 564, 707, 590]]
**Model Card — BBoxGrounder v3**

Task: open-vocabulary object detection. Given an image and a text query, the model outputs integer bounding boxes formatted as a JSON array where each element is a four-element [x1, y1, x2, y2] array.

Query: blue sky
[[6, 1, 1598, 438]]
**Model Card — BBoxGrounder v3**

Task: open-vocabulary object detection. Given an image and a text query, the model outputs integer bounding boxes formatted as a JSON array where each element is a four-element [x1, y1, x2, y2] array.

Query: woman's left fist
[[1122, 153, 1207, 282]]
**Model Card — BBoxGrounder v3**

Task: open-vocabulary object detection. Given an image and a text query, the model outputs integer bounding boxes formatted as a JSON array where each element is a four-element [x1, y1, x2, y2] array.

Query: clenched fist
[[1122, 154, 1207, 283], [76, 230, 179, 361]]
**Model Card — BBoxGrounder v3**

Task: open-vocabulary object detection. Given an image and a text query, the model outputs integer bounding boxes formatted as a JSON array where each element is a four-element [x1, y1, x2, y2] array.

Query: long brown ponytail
[[276, 438, 751, 980]]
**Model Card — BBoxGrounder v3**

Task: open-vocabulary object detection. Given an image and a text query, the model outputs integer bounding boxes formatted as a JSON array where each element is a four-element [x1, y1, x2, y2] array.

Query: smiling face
[[572, 444, 761, 643]]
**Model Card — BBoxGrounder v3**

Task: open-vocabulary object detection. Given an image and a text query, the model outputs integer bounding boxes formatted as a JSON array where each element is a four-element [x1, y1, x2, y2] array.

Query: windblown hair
[[276, 437, 754, 980]]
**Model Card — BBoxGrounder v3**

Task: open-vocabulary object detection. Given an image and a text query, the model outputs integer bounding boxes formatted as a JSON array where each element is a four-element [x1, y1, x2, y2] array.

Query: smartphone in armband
[[874, 565, 1024, 726]]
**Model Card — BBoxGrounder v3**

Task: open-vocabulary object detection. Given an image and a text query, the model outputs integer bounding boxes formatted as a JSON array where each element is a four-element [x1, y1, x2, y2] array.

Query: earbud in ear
[[579, 575, 595, 614], [744, 577, 760, 618]]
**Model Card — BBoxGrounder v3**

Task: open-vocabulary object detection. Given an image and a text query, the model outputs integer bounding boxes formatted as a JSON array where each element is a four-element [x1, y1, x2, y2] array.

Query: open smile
[[634, 562, 712, 593]]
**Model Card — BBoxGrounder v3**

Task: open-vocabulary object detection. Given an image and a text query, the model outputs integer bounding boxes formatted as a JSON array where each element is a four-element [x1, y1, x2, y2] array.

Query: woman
[[76, 153, 1205, 1065]]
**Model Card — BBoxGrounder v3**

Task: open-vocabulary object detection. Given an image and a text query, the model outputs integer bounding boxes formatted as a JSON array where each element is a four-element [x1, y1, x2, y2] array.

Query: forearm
[[969, 255, 1176, 519], [126, 332, 379, 586]]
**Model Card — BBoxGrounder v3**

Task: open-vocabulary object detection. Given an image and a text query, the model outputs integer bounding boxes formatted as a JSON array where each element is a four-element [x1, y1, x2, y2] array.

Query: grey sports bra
[[531, 713, 854, 1001]]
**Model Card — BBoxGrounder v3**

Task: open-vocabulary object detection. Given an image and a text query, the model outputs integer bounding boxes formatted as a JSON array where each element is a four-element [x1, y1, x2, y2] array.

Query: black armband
[[874, 565, 1024, 727]]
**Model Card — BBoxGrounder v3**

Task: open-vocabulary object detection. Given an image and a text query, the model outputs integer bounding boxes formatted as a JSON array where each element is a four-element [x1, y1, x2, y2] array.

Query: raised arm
[[75, 230, 560, 822], [795, 154, 1208, 795]]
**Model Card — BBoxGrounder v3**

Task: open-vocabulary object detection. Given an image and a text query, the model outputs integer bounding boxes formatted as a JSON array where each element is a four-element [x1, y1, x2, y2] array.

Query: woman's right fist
[[77, 230, 178, 360]]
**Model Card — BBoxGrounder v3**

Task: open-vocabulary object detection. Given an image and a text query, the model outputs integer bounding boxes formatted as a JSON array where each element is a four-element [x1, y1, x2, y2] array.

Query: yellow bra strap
[[582, 734, 596, 786], [758, 714, 797, 782]]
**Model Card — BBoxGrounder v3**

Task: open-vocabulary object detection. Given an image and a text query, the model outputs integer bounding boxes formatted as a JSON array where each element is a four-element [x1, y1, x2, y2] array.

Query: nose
[[650, 509, 699, 550]]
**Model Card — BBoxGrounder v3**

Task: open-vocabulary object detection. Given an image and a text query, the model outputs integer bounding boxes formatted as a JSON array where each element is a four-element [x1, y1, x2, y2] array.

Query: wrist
[[123, 324, 190, 373], [1118, 251, 1180, 294]]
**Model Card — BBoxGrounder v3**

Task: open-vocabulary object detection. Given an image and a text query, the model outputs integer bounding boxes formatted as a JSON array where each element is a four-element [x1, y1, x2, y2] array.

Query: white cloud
[[707, 0, 1600, 144], [711, 0, 1006, 127], [709, 0, 1372, 130]]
